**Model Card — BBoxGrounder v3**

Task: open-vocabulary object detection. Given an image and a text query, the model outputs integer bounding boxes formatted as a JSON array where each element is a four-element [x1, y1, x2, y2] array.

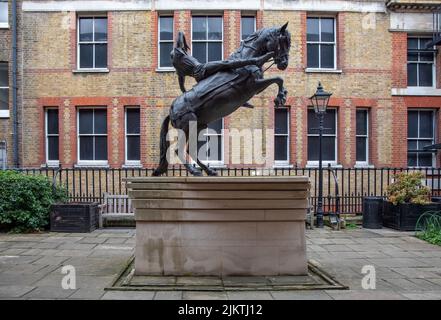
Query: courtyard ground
[[1, 227, 441, 300]]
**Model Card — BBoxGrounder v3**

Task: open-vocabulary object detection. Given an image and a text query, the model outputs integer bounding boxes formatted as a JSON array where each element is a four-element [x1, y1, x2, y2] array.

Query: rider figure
[[171, 32, 273, 102]]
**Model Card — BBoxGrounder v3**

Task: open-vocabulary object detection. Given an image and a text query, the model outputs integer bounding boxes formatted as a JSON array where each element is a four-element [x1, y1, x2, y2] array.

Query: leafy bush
[[386, 172, 431, 205], [416, 211, 441, 246], [0, 171, 67, 232]]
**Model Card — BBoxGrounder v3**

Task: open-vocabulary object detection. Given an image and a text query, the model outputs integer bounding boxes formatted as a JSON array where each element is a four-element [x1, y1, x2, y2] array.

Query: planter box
[[383, 201, 441, 231], [50, 202, 99, 233]]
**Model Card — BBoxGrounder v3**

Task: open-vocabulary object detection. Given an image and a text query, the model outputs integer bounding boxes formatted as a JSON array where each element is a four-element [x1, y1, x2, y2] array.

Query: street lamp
[[310, 82, 332, 228]]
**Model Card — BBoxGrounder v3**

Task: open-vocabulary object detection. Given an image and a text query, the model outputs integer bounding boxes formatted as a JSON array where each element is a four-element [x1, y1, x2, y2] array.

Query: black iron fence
[[8, 166, 441, 215]]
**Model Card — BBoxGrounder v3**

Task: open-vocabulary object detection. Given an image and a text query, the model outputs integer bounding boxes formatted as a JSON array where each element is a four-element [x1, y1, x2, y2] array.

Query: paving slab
[[154, 291, 183, 300], [101, 291, 155, 300], [183, 291, 228, 300], [270, 290, 332, 300], [226, 291, 273, 300], [23, 286, 77, 299], [0, 285, 35, 298]]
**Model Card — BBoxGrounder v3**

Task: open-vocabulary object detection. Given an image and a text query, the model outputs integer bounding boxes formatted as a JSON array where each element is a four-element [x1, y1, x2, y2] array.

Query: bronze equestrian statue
[[153, 23, 291, 176]]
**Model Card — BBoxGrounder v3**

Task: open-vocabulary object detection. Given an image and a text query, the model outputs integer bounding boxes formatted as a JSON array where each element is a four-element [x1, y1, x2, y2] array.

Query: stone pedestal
[[126, 176, 310, 276]]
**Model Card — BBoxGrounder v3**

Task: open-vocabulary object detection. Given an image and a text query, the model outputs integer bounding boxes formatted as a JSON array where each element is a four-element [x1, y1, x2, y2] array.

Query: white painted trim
[[125, 106, 141, 164], [23, 0, 386, 13], [158, 15, 174, 69], [77, 107, 108, 163], [0, 23, 9, 29], [45, 108, 60, 164], [274, 107, 290, 163], [355, 108, 369, 164], [392, 87, 441, 96], [305, 68, 342, 74], [0, 110, 9, 118], [191, 15, 224, 62]]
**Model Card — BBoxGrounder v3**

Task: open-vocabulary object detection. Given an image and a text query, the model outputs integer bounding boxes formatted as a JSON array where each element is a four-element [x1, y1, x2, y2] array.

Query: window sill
[[75, 163, 109, 168], [0, 23, 9, 29], [72, 68, 110, 74], [0, 110, 9, 118], [41, 162, 60, 168], [305, 68, 342, 74], [305, 162, 342, 169], [391, 87, 441, 96], [156, 68, 175, 73], [122, 163, 142, 168], [273, 163, 293, 169], [354, 163, 375, 168]]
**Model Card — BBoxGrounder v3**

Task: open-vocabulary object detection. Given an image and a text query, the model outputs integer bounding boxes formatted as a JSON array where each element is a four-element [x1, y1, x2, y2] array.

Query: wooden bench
[[99, 193, 134, 228]]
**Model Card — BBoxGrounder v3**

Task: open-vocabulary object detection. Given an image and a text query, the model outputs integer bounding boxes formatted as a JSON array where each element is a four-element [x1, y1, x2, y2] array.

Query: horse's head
[[265, 22, 291, 70]]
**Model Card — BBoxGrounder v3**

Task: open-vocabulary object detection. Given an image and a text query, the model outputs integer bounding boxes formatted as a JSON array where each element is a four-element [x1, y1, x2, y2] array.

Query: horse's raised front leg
[[254, 77, 287, 107]]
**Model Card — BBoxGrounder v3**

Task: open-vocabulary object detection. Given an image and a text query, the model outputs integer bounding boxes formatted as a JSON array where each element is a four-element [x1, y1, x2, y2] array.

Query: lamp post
[[310, 82, 332, 228]]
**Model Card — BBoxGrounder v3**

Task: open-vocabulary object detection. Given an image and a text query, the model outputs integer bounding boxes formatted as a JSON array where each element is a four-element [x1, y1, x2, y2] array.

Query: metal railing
[[7, 166, 441, 215]]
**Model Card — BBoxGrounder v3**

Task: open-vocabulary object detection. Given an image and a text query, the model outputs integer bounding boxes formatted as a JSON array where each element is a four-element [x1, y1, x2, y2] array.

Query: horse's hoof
[[207, 170, 218, 176], [191, 170, 203, 177]]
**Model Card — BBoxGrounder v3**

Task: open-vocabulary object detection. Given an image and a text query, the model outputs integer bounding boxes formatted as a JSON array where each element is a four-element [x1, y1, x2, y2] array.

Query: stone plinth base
[[126, 176, 310, 276]]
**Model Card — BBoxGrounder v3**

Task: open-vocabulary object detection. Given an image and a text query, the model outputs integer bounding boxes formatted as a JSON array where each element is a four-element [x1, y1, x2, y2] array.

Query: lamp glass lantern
[[310, 82, 332, 114]]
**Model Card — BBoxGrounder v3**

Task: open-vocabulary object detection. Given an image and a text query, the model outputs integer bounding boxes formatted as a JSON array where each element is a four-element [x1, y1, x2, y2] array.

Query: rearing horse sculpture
[[153, 23, 291, 176]]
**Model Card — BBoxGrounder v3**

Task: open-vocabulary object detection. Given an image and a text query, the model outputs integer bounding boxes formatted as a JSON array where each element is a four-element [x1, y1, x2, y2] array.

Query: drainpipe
[[11, 0, 18, 167]]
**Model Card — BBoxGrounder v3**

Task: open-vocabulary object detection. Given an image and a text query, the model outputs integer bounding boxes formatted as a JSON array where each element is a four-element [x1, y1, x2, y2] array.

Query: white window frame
[[407, 109, 436, 168], [77, 15, 108, 71], [158, 15, 174, 71], [191, 15, 224, 63], [355, 108, 369, 166], [45, 108, 60, 167], [199, 118, 224, 167], [407, 36, 436, 88], [77, 107, 108, 166], [307, 108, 338, 167], [125, 106, 141, 166], [0, 140, 6, 169], [0, 62, 9, 118], [306, 16, 337, 71], [240, 15, 256, 41], [274, 107, 290, 166], [0, 1, 8, 29]]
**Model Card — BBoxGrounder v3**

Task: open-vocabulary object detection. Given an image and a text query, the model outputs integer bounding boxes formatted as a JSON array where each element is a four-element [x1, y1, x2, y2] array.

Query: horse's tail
[[152, 115, 170, 176]]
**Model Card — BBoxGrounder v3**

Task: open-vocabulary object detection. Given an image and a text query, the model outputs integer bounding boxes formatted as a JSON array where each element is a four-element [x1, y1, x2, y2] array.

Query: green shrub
[[386, 172, 431, 205], [0, 171, 67, 232], [415, 211, 441, 246]]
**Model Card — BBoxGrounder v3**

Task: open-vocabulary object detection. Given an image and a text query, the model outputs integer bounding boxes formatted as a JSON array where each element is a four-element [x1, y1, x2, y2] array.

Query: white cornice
[[23, 0, 387, 13]]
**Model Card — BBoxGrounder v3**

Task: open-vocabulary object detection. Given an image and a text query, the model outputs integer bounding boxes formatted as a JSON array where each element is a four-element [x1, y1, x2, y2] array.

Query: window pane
[[419, 111, 433, 138], [208, 17, 222, 40], [419, 63, 433, 86], [407, 140, 417, 151], [0, 88, 8, 111], [0, 62, 7, 87], [420, 51, 434, 62], [407, 38, 418, 50], [407, 153, 417, 166], [192, 17, 206, 40], [356, 137, 366, 162], [323, 109, 336, 135], [79, 18, 93, 41], [420, 38, 433, 50], [95, 44, 107, 68], [419, 153, 433, 167], [126, 108, 140, 134], [94, 109, 107, 134], [207, 118, 222, 134], [307, 44, 319, 68], [275, 109, 288, 134], [322, 136, 336, 161], [0, 2, 7, 24], [207, 136, 221, 161], [94, 18, 107, 41], [307, 18, 319, 42], [208, 42, 222, 62], [407, 52, 418, 62], [320, 44, 335, 69], [127, 136, 140, 161], [95, 136, 108, 160], [418, 139, 434, 150], [160, 17, 173, 41], [307, 109, 318, 134], [79, 44, 93, 68], [356, 110, 367, 135], [79, 110, 93, 134], [47, 109, 59, 134], [321, 18, 334, 42], [47, 136, 59, 161], [308, 136, 319, 161], [407, 111, 418, 138], [193, 42, 207, 63], [159, 42, 173, 68], [241, 17, 255, 40], [275, 136, 288, 161], [79, 136, 93, 160], [407, 63, 417, 86]]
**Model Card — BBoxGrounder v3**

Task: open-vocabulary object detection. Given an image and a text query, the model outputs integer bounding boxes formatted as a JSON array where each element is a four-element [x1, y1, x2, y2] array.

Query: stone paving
[[0, 227, 441, 300]]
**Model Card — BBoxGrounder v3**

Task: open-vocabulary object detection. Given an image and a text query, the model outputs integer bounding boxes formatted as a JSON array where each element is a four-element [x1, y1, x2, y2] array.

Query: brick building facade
[[1, 0, 441, 169]]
